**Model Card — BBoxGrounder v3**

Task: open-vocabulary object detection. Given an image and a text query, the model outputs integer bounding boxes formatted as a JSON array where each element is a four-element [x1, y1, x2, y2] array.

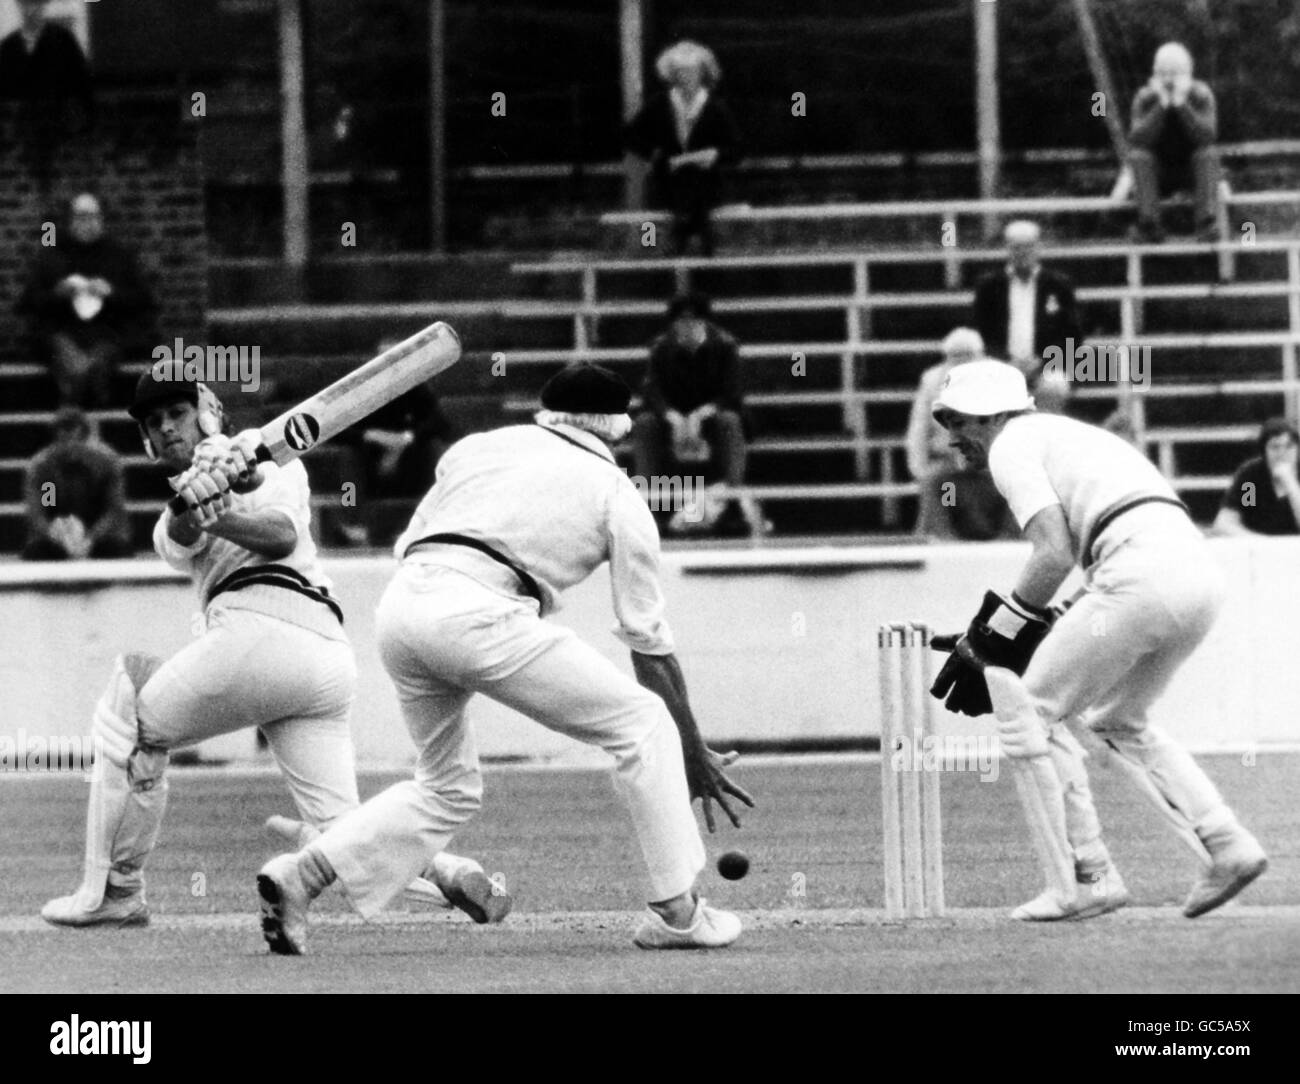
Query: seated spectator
[[972, 220, 1078, 414], [322, 354, 457, 546], [624, 40, 739, 256], [631, 292, 759, 537], [0, 0, 92, 134], [1128, 42, 1221, 244], [18, 193, 158, 408], [905, 327, 1016, 541], [1211, 417, 1300, 536], [22, 406, 132, 560]]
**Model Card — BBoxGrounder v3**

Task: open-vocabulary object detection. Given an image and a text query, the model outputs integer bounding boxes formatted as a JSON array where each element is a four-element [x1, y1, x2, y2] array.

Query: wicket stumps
[[878, 621, 945, 919]]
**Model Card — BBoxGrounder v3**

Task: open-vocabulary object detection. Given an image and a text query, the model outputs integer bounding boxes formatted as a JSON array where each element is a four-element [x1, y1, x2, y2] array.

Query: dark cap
[[540, 362, 631, 415], [128, 370, 200, 421]]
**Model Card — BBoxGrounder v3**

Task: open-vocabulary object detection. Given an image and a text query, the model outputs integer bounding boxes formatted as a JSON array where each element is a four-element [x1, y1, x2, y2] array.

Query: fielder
[[42, 374, 502, 928], [237, 362, 754, 953], [928, 360, 1267, 921]]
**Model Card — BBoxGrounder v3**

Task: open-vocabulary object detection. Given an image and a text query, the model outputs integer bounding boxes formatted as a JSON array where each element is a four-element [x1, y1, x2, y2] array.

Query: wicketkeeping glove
[[929, 590, 1052, 717]]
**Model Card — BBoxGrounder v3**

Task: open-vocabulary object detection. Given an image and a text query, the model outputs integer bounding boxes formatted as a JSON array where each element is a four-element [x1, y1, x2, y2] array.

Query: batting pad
[[68, 657, 170, 911]]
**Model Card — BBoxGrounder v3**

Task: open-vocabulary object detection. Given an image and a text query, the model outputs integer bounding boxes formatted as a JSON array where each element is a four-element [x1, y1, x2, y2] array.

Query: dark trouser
[[46, 331, 120, 408], [632, 410, 747, 488], [22, 533, 134, 561], [914, 467, 1017, 541], [1130, 146, 1221, 229], [666, 167, 719, 256]]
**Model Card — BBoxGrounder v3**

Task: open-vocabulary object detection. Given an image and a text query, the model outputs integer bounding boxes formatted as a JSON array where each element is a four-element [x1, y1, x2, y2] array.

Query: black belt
[[1085, 496, 1190, 564], [403, 532, 544, 606], [207, 564, 344, 624]]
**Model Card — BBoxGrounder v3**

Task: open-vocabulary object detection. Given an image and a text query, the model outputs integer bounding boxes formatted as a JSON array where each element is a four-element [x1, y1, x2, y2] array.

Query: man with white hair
[[972, 220, 1079, 413], [253, 362, 754, 954], [1128, 42, 1221, 243], [928, 360, 1267, 921], [905, 327, 1014, 540]]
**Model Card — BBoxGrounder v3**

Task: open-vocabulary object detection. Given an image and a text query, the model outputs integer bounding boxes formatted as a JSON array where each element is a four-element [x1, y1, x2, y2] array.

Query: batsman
[[42, 372, 503, 928], [928, 360, 1267, 921]]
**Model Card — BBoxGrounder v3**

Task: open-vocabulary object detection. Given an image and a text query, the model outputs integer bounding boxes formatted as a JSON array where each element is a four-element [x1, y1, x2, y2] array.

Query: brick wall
[[0, 99, 207, 367]]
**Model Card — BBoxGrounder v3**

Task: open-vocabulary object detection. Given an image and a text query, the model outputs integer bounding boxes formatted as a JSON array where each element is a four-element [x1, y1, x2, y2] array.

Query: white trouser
[[316, 563, 705, 918], [1024, 528, 1234, 853], [139, 603, 360, 828]]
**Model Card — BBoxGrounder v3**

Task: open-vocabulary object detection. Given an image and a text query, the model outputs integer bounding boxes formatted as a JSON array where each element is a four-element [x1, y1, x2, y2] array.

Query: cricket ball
[[717, 850, 750, 881]]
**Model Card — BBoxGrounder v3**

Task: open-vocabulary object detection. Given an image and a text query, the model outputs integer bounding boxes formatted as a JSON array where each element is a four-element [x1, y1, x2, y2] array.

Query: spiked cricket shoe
[[257, 853, 310, 955]]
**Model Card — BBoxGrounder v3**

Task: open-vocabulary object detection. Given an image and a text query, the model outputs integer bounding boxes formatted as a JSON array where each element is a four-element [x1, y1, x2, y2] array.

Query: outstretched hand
[[682, 744, 755, 833]]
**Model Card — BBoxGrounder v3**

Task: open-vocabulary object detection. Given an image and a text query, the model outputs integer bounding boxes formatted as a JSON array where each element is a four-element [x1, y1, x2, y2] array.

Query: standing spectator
[[632, 292, 757, 537], [906, 328, 1015, 541], [1128, 42, 1221, 244], [22, 406, 132, 560], [0, 0, 92, 146], [972, 220, 1080, 413], [624, 40, 739, 256], [18, 193, 158, 408], [1211, 417, 1300, 536]]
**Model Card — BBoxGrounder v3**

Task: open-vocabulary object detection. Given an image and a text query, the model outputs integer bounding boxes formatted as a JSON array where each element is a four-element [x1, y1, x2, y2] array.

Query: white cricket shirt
[[988, 413, 1193, 565], [153, 459, 333, 605], [394, 422, 674, 655]]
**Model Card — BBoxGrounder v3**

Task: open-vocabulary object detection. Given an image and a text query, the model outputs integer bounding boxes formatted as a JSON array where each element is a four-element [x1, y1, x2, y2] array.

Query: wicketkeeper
[[928, 360, 1267, 921]]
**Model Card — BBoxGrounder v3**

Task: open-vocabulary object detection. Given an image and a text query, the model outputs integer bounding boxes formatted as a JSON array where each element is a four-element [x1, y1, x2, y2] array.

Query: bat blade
[[259, 320, 461, 465], [167, 321, 461, 513]]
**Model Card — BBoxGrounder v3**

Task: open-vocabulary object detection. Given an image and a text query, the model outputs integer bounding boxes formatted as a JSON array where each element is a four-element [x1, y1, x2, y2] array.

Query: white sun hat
[[931, 360, 1035, 418]]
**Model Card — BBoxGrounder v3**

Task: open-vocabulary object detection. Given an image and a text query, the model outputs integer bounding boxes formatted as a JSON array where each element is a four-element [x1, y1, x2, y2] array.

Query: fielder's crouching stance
[[245, 363, 754, 953], [43, 374, 501, 928], [929, 361, 1267, 921]]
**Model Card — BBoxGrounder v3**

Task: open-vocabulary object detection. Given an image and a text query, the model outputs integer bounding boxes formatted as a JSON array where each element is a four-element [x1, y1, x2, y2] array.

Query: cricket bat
[[168, 321, 461, 513]]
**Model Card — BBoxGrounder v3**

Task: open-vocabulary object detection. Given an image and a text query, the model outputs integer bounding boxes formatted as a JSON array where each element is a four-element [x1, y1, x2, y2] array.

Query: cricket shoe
[[1183, 829, 1268, 918], [436, 858, 513, 925], [1072, 862, 1131, 919], [1008, 873, 1123, 915], [41, 884, 149, 928], [633, 897, 742, 949], [257, 853, 311, 956]]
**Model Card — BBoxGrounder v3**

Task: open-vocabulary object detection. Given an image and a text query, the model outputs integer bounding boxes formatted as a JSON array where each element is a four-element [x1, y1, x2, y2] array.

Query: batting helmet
[[128, 371, 224, 460]]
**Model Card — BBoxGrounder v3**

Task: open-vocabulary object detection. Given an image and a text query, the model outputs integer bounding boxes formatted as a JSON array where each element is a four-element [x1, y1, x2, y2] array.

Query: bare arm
[[204, 508, 297, 559], [1012, 504, 1075, 610], [631, 650, 754, 832]]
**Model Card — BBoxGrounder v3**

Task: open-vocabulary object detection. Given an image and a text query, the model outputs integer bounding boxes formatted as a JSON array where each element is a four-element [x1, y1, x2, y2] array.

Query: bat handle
[[166, 442, 273, 515]]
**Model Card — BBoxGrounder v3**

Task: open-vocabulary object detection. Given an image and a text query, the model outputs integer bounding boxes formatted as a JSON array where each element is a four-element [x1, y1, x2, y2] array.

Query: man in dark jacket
[[972, 220, 1081, 413], [632, 292, 757, 536], [0, 0, 92, 130], [19, 193, 157, 407]]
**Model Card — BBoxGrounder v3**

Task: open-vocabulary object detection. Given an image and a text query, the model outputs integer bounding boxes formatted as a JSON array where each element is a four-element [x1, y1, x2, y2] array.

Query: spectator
[[905, 327, 1016, 541], [1211, 417, 1300, 537], [22, 406, 132, 560], [624, 40, 739, 256], [632, 292, 758, 537], [1128, 42, 1220, 244], [323, 357, 457, 546], [18, 193, 158, 408], [0, 0, 92, 135], [972, 220, 1080, 414]]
